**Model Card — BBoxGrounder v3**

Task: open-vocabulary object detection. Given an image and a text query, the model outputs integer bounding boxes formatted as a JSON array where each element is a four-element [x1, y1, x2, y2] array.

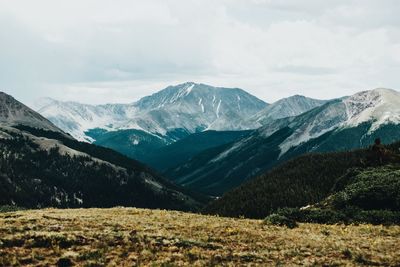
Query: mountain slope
[[204, 141, 400, 219], [266, 164, 400, 225], [164, 127, 296, 195], [278, 88, 400, 155], [166, 88, 400, 196], [141, 130, 252, 171], [0, 92, 64, 134], [84, 128, 171, 163], [250, 95, 328, 127], [33, 98, 136, 142], [0, 92, 206, 211]]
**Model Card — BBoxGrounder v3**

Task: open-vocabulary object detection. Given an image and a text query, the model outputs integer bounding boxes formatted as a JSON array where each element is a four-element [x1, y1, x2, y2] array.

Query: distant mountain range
[[166, 88, 400, 195], [33, 83, 400, 197], [34, 82, 267, 142], [34, 82, 328, 165], [0, 92, 205, 210]]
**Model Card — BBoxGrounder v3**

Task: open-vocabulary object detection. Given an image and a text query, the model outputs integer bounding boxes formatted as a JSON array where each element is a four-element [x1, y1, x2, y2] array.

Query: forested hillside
[[0, 126, 207, 211], [205, 141, 400, 219]]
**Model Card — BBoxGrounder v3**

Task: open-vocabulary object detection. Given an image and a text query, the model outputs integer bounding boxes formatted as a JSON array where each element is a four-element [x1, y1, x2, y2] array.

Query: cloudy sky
[[1, 0, 399, 105]]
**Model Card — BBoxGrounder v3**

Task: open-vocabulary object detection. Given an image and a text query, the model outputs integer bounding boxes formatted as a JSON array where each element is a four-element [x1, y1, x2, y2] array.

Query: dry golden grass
[[0, 208, 399, 266]]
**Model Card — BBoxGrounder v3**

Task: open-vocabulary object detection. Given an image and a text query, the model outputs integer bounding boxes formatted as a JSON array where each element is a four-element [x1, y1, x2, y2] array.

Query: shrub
[[0, 205, 26, 213], [273, 208, 347, 224], [272, 206, 400, 225], [274, 207, 302, 220], [301, 209, 347, 224], [263, 214, 298, 228], [351, 209, 400, 225], [330, 166, 400, 211]]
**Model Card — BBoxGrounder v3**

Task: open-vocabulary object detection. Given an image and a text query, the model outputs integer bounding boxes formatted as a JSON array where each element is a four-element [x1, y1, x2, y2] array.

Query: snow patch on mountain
[[185, 83, 194, 95], [131, 138, 140, 145], [198, 98, 204, 113], [216, 100, 222, 118]]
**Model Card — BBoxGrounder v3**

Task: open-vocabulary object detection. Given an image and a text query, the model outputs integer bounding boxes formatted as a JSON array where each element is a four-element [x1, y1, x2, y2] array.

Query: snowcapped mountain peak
[[345, 88, 398, 106], [131, 82, 267, 133], [343, 88, 400, 129], [274, 88, 400, 155], [134, 82, 264, 109], [133, 82, 197, 109]]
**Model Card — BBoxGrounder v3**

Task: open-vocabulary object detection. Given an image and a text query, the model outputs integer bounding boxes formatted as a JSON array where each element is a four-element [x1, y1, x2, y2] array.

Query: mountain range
[[34, 82, 267, 142], [32, 83, 400, 197], [34, 83, 327, 165], [0, 92, 205, 210], [2, 82, 400, 222], [165, 88, 400, 195]]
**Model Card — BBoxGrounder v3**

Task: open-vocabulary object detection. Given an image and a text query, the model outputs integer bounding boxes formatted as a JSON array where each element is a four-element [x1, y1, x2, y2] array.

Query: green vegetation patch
[[267, 165, 400, 225]]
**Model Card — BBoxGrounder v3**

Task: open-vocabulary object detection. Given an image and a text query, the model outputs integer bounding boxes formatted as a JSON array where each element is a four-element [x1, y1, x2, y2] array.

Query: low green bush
[[0, 205, 26, 213], [270, 207, 400, 225], [351, 209, 400, 225], [263, 214, 298, 228], [330, 166, 400, 211]]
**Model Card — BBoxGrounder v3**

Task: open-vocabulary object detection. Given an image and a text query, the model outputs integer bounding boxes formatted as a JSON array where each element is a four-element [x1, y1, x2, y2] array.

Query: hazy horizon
[[1, 0, 399, 105]]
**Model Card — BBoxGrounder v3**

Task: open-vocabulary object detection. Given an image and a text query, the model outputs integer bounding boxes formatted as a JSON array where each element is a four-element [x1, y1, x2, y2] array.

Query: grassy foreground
[[0, 208, 399, 266]]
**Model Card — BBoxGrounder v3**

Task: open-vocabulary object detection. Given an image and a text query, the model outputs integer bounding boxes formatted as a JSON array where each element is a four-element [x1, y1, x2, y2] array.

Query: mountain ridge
[[166, 88, 400, 195], [250, 94, 328, 127], [34, 82, 268, 142], [33, 82, 329, 166]]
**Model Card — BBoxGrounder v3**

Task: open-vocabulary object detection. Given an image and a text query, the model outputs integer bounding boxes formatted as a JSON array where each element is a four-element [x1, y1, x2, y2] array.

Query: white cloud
[[0, 0, 399, 104]]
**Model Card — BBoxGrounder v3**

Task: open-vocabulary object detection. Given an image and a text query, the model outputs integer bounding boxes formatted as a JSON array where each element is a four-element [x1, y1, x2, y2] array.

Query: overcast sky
[[1, 0, 399, 105]]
